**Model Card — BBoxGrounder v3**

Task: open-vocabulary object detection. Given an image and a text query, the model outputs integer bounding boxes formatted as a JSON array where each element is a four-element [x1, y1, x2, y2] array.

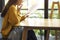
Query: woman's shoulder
[[9, 5, 16, 10]]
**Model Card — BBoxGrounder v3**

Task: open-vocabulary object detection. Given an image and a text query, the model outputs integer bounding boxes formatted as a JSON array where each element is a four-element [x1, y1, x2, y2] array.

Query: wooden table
[[19, 18, 60, 40]]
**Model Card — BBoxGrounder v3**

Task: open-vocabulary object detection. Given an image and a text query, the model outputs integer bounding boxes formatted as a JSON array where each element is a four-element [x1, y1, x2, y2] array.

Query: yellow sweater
[[1, 5, 25, 38]]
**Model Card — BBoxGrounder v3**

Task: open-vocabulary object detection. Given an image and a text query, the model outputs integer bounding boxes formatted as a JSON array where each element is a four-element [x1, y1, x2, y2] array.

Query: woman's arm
[[8, 5, 21, 25], [8, 5, 29, 25]]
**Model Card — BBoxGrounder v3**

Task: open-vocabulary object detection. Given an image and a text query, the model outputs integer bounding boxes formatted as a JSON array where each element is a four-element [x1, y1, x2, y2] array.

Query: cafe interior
[[0, 0, 60, 40]]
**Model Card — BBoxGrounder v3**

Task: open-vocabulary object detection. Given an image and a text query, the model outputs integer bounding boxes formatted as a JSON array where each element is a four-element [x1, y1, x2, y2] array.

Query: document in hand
[[27, 0, 40, 15]]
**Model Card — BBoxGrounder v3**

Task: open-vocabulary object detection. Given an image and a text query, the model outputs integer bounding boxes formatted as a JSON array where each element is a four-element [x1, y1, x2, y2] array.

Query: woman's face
[[17, 0, 23, 6]]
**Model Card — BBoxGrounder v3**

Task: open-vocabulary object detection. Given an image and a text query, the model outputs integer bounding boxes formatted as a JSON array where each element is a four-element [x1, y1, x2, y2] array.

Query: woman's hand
[[24, 13, 30, 18], [20, 13, 29, 21]]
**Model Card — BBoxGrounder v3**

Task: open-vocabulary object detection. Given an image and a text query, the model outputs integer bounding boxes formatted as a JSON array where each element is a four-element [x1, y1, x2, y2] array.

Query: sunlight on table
[[20, 18, 60, 27]]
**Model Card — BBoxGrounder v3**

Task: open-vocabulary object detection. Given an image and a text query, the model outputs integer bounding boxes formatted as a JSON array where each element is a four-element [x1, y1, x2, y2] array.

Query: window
[[21, 0, 44, 18], [48, 0, 60, 19], [5, 0, 8, 5], [48, 0, 60, 36]]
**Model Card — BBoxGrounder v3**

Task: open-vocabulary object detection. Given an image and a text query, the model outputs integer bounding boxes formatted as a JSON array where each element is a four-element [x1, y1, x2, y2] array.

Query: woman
[[1, 0, 37, 40]]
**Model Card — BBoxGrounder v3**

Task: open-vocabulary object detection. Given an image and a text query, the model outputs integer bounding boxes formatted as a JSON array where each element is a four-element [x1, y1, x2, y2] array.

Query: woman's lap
[[8, 27, 37, 40], [8, 27, 23, 40]]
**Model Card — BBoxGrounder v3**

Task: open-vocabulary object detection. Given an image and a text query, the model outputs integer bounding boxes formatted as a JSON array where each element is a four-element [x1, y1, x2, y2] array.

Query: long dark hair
[[1, 0, 18, 17]]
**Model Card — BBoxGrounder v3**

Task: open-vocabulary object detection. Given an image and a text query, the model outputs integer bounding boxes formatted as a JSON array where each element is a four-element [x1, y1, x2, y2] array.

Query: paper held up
[[26, 2, 40, 15]]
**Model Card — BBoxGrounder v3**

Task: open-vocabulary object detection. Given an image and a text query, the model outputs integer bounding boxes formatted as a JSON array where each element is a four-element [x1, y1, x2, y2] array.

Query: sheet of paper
[[26, 0, 40, 15], [21, 0, 40, 16]]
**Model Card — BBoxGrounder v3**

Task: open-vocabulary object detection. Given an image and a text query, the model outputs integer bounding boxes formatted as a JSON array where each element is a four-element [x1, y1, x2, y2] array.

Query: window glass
[[5, 0, 8, 5], [48, 0, 60, 18], [21, 0, 44, 18]]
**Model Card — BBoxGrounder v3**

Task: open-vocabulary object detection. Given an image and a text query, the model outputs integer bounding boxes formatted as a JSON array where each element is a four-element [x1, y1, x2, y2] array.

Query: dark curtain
[[0, 0, 5, 12]]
